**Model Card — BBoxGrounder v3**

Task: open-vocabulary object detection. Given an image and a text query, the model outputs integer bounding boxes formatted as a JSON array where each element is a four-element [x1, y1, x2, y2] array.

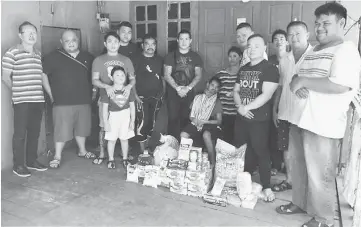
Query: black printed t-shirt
[[164, 50, 203, 86], [236, 59, 279, 121], [133, 54, 164, 98]]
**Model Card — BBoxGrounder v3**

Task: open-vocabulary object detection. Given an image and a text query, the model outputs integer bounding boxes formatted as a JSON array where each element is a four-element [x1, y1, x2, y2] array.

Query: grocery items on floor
[[126, 137, 262, 210]]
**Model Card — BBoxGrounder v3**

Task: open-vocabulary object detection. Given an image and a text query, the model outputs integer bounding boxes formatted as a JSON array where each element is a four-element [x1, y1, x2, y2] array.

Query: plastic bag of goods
[[154, 145, 178, 167], [215, 139, 247, 187], [251, 182, 263, 198], [202, 193, 227, 207], [138, 150, 154, 166], [126, 164, 139, 183], [167, 159, 188, 170], [178, 137, 193, 161], [187, 183, 207, 197], [143, 165, 160, 188], [236, 172, 253, 200]]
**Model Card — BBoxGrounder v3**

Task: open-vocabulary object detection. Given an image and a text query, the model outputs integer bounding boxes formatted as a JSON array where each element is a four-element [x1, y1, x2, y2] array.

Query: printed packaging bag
[[188, 147, 202, 171], [143, 165, 160, 188], [126, 164, 139, 183], [178, 137, 193, 161], [215, 139, 247, 187]]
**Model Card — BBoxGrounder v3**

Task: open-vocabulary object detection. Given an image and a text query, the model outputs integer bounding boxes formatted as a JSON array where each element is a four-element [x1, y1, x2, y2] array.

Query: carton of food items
[[187, 147, 202, 171], [184, 170, 206, 184], [143, 165, 160, 188], [167, 159, 188, 170], [158, 167, 171, 188], [126, 164, 139, 183], [215, 139, 247, 187], [202, 193, 228, 207], [187, 183, 207, 197], [211, 177, 226, 196], [170, 180, 188, 195], [178, 137, 193, 161]]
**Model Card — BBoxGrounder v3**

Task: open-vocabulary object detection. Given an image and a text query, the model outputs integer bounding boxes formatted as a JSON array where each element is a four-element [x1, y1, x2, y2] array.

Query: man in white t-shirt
[[271, 21, 312, 192], [276, 3, 361, 227]]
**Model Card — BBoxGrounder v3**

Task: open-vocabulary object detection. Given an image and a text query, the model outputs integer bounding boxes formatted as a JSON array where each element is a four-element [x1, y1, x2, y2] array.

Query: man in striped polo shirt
[[2, 21, 53, 177]]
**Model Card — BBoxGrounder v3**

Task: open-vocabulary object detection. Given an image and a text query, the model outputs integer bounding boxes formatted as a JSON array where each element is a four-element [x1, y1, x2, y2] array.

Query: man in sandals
[[43, 30, 96, 169], [272, 21, 312, 192], [276, 3, 361, 227]]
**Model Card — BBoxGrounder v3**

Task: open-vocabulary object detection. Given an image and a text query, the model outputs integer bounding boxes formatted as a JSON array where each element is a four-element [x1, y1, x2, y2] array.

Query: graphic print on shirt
[[173, 55, 193, 85], [104, 60, 125, 81], [238, 70, 261, 105], [146, 64, 159, 79], [112, 91, 128, 108]]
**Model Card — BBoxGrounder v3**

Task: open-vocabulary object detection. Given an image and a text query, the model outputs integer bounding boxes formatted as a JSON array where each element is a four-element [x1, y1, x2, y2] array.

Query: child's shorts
[[105, 108, 135, 141]]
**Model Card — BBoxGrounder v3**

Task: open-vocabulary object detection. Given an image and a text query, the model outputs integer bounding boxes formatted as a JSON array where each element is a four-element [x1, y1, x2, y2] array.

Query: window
[[134, 4, 158, 47], [166, 2, 191, 53]]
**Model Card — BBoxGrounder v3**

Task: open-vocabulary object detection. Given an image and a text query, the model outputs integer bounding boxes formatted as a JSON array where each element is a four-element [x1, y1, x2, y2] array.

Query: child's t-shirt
[[100, 89, 135, 112]]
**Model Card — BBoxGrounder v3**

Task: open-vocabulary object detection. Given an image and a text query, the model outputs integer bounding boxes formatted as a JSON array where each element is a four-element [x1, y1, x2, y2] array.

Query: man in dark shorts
[[164, 29, 203, 140], [132, 34, 165, 152], [180, 76, 222, 168], [43, 30, 96, 169], [272, 21, 312, 192], [233, 34, 279, 202]]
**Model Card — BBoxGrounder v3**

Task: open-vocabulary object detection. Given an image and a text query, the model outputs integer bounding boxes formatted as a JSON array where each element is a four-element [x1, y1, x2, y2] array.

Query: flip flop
[[78, 151, 96, 159], [49, 159, 61, 169], [272, 180, 292, 192], [93, 156, 106, 165], [301, 218, 334, 227], [276, 203, 305, 215]]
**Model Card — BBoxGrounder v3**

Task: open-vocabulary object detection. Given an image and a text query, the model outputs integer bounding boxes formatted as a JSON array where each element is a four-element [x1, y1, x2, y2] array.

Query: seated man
[[180, 76, 222, 168]]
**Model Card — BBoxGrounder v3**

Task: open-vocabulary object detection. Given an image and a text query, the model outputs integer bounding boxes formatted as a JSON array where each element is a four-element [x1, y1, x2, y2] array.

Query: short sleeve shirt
[[133, 54, 163, 98], [190, 98, 223, 120], [164, 50, 203, 84], [100, 89, 136, 112], [216, 70, 238, 115], [293, 41, 361, 139], [236, 59, 279, 121], [92, 54, 135, 102]]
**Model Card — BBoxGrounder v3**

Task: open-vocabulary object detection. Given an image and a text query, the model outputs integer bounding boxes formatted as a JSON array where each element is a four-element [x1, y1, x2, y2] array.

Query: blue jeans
[[289, 125, 340, 226]]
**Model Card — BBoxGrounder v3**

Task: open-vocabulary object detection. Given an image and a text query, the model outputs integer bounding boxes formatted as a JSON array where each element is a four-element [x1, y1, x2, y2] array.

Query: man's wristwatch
[[187, 86, 192, 91], [92, 88, 97, 92]]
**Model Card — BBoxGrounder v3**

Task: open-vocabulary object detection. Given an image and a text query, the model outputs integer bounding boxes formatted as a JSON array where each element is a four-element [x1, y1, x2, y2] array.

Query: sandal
[[276, 202, 305, 215], [122, 159, 129, 169], [78, 151, 96, 159], [107, 160, 116, 169], [49, 159, 61, 169], [301, 218, 334, 227], [272, 180, 292, 192], [93, 156, 106, 165], [271, 168, 278, 176]]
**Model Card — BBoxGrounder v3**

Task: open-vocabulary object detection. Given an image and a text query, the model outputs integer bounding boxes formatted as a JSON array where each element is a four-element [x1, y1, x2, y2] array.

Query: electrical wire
[[344, 18, 360, 36]]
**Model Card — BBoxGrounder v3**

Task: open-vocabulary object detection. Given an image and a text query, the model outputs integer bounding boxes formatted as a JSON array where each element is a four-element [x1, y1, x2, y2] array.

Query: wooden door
[[129, 1, 198, 57], [197, 1, 261, 90], [259, 1, 327, 56]]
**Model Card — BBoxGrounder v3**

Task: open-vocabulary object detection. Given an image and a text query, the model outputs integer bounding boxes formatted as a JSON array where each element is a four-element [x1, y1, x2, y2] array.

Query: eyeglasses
[[21, 31, 37, 36]]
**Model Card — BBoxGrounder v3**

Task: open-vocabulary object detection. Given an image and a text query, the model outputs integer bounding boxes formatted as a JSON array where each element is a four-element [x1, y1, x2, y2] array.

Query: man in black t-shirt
[[233, 34, 279, 202], [164, 29, 203, 140], [133, 34, 165, 152]]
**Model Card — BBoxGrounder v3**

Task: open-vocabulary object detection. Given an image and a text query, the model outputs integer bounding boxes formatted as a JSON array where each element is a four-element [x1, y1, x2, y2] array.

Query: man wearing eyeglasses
[[2, 21, 53, 177]]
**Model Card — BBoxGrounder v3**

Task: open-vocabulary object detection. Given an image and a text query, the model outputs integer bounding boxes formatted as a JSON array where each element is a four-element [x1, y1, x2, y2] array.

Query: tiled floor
[[1, 147, 340, 226]]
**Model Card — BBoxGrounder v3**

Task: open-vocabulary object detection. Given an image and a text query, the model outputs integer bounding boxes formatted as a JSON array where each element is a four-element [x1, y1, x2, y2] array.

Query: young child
[[101, 66, 136, 169]]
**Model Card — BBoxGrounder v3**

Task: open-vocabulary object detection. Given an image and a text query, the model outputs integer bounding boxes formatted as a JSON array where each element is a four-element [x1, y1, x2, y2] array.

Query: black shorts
[[277, 120, 290, 151], [182, 123, 221, 146]]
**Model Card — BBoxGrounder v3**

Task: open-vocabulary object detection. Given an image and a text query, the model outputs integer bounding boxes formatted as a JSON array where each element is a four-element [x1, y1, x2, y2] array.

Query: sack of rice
[[215, 139, 247, 187]]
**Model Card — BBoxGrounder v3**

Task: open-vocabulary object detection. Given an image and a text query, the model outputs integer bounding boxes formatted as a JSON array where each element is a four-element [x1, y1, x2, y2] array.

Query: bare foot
[[262, 188, 275, 202]]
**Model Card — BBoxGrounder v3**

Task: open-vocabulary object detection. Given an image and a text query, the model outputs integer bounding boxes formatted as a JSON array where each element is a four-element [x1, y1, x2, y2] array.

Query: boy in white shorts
[[101, 66, 136, 169]]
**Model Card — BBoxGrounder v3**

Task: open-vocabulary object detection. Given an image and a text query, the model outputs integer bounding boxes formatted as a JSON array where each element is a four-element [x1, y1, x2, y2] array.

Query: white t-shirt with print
[[292, 41, 361, 139], [278, 45, 313, 123]]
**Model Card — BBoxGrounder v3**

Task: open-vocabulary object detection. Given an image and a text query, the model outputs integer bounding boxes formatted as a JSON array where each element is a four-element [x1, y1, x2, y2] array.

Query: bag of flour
[[215, 139, 247, 187]]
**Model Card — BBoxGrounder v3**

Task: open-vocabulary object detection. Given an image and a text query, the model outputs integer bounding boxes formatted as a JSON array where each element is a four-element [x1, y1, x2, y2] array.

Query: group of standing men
[[2, 2, 360, 227]]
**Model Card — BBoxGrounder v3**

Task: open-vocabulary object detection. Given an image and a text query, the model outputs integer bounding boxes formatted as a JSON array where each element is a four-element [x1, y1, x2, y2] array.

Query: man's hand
[[290, 74, 304, 93], [92, 89, 97, 101], [122, 84, 132, 97], [177, 86, 188, 98], [238, 105, 254, 119], [106, 86, 117, 98], [104, 121, 111, 132], [295, 87, 309, 99], [135, 95, 143, 104], [273, 109, 279, 127]]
